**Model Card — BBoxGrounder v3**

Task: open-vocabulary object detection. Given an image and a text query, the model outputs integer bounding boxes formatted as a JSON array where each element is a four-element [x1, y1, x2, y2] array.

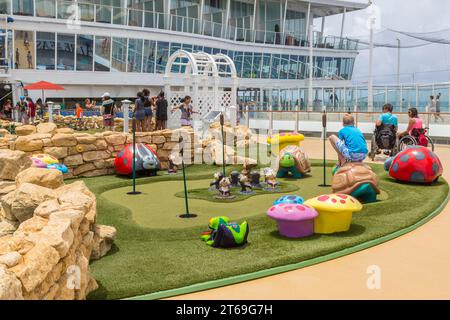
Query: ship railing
[[239, 108, 449, 136], [3, 0, 359, 51]]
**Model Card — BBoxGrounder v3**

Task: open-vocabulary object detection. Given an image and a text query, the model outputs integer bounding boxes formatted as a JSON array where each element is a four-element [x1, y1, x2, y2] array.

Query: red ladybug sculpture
[[384, 146, 443, 184], [114, 143, 161, 176]]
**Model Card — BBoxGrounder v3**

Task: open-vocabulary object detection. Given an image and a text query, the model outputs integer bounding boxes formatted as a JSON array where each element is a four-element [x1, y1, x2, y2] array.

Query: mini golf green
[[77, 162, 449, 300]]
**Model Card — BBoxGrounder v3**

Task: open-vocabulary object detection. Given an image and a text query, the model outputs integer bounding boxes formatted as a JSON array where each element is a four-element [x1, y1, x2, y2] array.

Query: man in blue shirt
[[329, 114, 368, 169], [376, 103, 398, 128]]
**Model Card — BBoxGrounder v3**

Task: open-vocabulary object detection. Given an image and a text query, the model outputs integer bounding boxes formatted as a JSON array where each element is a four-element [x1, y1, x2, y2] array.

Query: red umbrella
[[23, 81, 65, 91], [23, 81, 65, 108]]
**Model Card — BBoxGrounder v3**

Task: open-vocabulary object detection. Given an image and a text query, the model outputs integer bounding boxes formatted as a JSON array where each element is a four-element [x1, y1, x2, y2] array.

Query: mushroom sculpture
[[332, 163, 380, 203], [273, 195, 305, 205], [267, 132, 305, 156], [30, 154, 69, 174], [304, 194, 363, 234], [267, 203, 318, 238]]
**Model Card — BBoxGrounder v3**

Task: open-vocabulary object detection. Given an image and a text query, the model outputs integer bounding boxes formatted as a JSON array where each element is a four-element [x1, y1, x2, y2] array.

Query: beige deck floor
[[169, 138, 450, 300]]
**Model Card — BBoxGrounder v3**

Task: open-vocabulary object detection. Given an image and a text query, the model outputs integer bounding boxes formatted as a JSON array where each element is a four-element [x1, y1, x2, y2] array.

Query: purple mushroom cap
[[267, 203, 318, 222]]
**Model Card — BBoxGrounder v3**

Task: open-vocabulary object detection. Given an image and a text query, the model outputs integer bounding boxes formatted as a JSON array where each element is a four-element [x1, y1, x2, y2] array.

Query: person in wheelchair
[[398, 107, 428, 147], [375, 103, 398, 155]]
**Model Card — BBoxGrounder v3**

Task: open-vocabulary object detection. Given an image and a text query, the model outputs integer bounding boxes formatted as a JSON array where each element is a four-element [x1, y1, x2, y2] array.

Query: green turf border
[[124, 182, 450, 300]]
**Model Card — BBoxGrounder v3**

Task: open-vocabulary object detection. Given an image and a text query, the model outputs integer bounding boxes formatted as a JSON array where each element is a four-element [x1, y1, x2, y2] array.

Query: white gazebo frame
[[164, 50, 238, 121]]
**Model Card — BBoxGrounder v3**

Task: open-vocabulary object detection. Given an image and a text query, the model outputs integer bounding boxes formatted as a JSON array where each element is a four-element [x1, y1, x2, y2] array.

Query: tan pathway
[[169, 138, 450, 300]]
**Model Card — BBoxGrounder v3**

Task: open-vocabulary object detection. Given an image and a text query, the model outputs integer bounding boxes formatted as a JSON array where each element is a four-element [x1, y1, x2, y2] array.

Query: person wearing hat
[[15, 96, 28, 124], [101, 92, 115, 131]]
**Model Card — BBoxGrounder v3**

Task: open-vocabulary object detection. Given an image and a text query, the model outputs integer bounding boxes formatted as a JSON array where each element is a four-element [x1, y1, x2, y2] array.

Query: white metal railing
[[5, 0, 359, 51]]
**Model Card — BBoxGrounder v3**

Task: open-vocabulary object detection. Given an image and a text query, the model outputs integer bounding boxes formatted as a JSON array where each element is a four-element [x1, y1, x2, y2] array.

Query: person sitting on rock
[[329, 114, 368, 172]]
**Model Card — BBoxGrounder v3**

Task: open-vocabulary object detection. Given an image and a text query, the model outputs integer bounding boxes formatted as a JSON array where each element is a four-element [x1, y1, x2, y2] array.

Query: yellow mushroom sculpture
[[304, 194, 363, 234], [267, 132, 304, 156]]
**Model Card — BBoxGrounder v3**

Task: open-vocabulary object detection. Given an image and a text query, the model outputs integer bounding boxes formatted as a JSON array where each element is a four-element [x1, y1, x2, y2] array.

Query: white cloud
[[320, 0, 450, 84]]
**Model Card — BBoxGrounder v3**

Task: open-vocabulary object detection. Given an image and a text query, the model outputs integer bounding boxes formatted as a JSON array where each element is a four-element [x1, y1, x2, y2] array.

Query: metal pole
[[308, 27, 314, 111], [179, 137, 197, 219], [319, 109, 330, 187], [121, 99, 131, 133], [220, 113, 226, 177], [396, 38, 401, 86], [368, 17, 375, 112], [127, 119, 141, 195]]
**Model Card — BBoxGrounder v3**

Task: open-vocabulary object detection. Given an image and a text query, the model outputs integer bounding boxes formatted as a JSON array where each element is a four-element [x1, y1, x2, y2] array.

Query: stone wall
[[1, 121, 256, 178], [0, 156, 116, 300], [1, 123, 195, 179]]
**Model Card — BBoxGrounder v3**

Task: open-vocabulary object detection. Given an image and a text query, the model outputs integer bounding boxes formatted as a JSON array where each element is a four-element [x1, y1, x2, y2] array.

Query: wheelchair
[[398, 127, 435, 152], [369, 124, 398, 161]]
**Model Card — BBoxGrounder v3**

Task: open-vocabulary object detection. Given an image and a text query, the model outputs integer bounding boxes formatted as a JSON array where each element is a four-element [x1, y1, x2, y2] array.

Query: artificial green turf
[[175, 182, 299, 203], [80, 163, 449, 300]]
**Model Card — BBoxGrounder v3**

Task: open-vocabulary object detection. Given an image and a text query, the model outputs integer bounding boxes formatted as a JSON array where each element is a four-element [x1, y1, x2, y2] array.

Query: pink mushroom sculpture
[[267, 203, 319, 238]]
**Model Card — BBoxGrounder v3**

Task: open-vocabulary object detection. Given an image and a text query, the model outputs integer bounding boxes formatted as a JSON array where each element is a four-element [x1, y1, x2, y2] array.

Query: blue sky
[[320, 0, 450, 84]]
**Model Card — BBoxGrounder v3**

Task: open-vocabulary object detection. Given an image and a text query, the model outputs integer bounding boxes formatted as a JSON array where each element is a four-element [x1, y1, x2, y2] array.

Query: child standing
[[75, 103, 84, 130], [329, 114, 368, 170]]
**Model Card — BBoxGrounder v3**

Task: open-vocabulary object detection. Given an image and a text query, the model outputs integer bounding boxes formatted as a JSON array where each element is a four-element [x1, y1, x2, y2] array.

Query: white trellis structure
[[164, 50, 238, 128]]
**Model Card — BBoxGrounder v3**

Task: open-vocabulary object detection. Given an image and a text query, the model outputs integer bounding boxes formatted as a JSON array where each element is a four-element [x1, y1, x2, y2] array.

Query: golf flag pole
[[127, 118, 141, 195], [319, 108, 331, 187], [178, 136, 197, 219], [220, 112, 226, 177]]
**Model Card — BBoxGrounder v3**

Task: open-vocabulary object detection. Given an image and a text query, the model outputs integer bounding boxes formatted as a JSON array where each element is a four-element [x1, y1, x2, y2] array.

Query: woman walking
[[101, 92, 115, 131], [155, 91, 168, 130], [172, 95, 197, 127], [134, 91, 146, 132], [26, 97, 36, 124], [142, 89, 153, 132]]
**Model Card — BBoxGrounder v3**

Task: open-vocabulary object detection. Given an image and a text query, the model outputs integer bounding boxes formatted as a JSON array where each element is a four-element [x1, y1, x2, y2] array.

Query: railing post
[[47, 101, 54, 123], [245, 104, 249, 128], [122, 99, 131, 133], [294, 103, 299, 133], [269, 104, 273, 136]]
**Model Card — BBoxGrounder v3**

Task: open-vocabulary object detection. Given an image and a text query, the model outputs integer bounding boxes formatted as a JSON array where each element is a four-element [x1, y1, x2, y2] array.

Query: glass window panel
[[57, 33, 75, 70], [36, 0, 55, 18], [280, 54, 289, 79], [128, 9, 143, 27], [36, 32, 55, 70], [14, 30, 34, 69], [0, 0, 10, 14], [270, 54, 280, 79], [13, 0, 34, 16], [193, 45, 203, 52], [182, 44, 193, 51], [76, 35, 93, 71], [288, 55, 298, 80], [113, 7, 127, 25], [127, 38, 143, 72], [242, 52, 252, 78], [94, 35, 111, 72], [144, 10, 157, 28], [155, 41, 169, 73], [79, 3, 94, 22], [298, 56, 306, 79], [112, 37, 127, 72], [97, 5, 112, 23], [252, 53, 262, 79], [233, 51, 243, 77], [261, 53, 271, 79], [57, 0, 70, 19], [143, 40, 156, 73]]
